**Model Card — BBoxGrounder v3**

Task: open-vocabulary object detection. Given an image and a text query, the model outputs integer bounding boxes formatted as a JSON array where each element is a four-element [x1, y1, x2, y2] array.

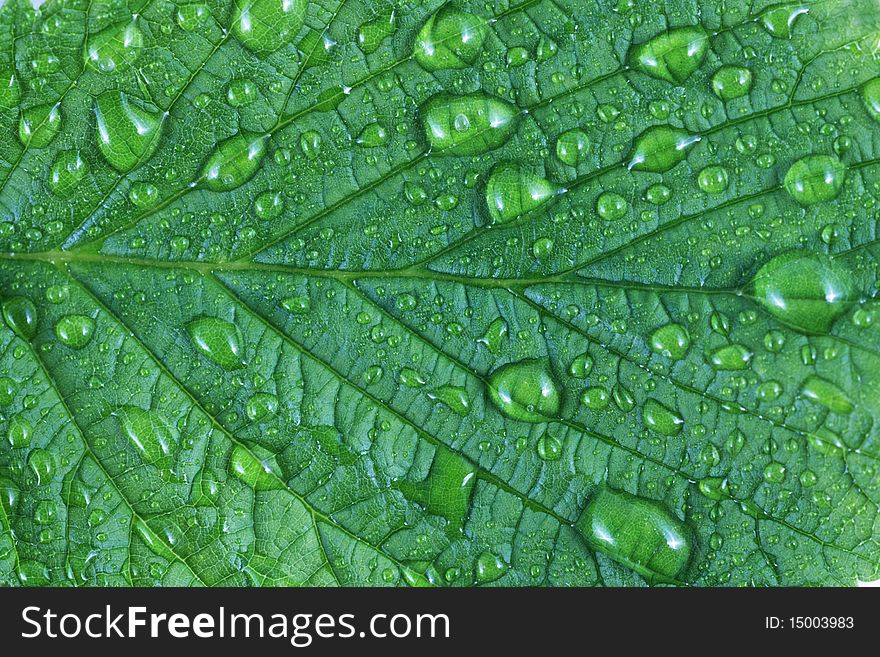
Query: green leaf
[[0, 0, 879, 587]]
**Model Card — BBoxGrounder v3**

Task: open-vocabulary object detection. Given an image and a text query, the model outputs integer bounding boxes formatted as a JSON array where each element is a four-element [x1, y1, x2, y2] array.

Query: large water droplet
[[54, 315, 95, 349], [477, 318, 507, 354], [752, 252, 853, 333], [711, 65, 753, 100], [485, 162, 558, 224], [414, 7, 487, 71], [627, 125, 700, 173], [2, 297, 37, 340], [421, 93, 519, 156], [627, 26, 709, 84], [95, 91, 164, 172], [783, 155, 845, 205], [232, 0, 306, 54], [357, 11, 395, 54], [707, 344, 752, 370], [116, 406, 178, 465], [246, 392, 278, 421], [642, 398, 684, 436], [474, 551, 507, 583], [18, 103, 61, 147], [228, 444, 284, 491], [186, 317, 246, 369], [85, 17, 143, 73], [7, 415, 32, 448], [48, 150, 89, 197], [649, 323, 690, 360], [200, 132, 268, 191], [759, 3, 809, 38], [800, 376, 854, 414], [356, 122, 388, 148], [862, 78, 880, 123], [555, 129, 589, 167], [427, 384, 471, 416], [487, 358, 561, 423], [576, 487, 692, 581]]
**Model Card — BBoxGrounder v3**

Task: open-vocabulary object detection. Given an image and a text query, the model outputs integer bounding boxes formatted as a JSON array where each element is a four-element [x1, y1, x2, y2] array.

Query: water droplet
[[783, 155, 845, 205], [357, 11, 395, 54], [642, 398, 684, 436], [421, 93, 519, 156], [596, 191, 628, 220], [427, 385, 471, 416], [86, 17, 143, 73], [708, 344, 752, 370], [116, 406, 177, 465], [612, 384, 635, 412], [0, 377, 16, 406], [627, 26, 709, 84], [800, 376, 854, 414], [399, 367, 426, 389], [649, 323, 690, 359], [28, 448, 56, 485], [759, 4, 809, 38], [581, 386, 609, 410], [414, 7, 487, 71], [477, 318, 508, 354], [200, 132, 268, 191], [186, 317, 246, 369], [474, 551, 507, 583], [228, 444, 284, 491], [48, 150, 89, 197], [645, 183, 672, 205], [569, 353, 593, 378], [18, 103, 61, 147], [95, 91, 164, 172], [698, 477, 729, 501], [7, 415, 32, 448], [576, 487, 692, 581], [487, 359, 561, 423], [627, 125, 700, 173], [255, 191, 284, 220], [232, 0, 306, 54], [531, 237, 554, 260], [356, 122, 388, 148], [752, 252, 853, 333], [226, 79, 257, 107], [281, 296, 310, 314], [0, 71, 20, 109], [2, 297, 37, 340], [862, 78, 880, 123], [485, 163, 558, 224], [556, 129, 589, 166], [129, 181, 159, 208], [711, 66, 753, 100], [54, 315, 95, 349], [697, 165, 729, 194], [763, 462, 786, 483], [246, 392, 278, 421], [536, 432, 563, 460], [176, 3, 211, 31]]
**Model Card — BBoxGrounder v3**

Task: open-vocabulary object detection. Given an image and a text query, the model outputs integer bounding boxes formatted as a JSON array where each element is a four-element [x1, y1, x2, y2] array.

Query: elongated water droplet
[[800, 376, 854, 414], [7, 415, 32, 448], [427, 384, 471, 416], [752, 252, 853, 333], [569, 353, 593, 378], [48, 150, 89, 197], [95, 91, 163, 172], [281, 296, 310, 314], [628, 26, 709, 84], [485, 163, 558, 224], [228, 444, 284, 491], [477, 318, 507, 354], [116, 406, 177, 465], [28, 448, 56, 485], [200, 132, 268, 191], [627, 125, 700, 173], [414, 7, 487, 71], [186, 317, 246, 369], [232, 0, 306, 54], [397, 446, 475, 527], [399, 367, 426, 389], [18, 103, 61, 147], [642, 398, 684, 436], [612, 384, 635, 412], [357, 11, 395, 54], [86, 17, 143, 73], [536, 432, 563, 460], [708, 344, 752, 370], [421, 93, 519, 156], [488, 359, 561, 423], [783, 155, 845, 205], [3, 297, 37, 340], [356, 122, 388, 148], [698, 477, 729, 501], [711, 65, 752, 100], [576, 487, 692, 581], [54, 315, 95, 349], [0, 70, 20, 109], [759, 3, 809, 38], [863, 78, 880, 123], [649, 323, 690, 359]]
